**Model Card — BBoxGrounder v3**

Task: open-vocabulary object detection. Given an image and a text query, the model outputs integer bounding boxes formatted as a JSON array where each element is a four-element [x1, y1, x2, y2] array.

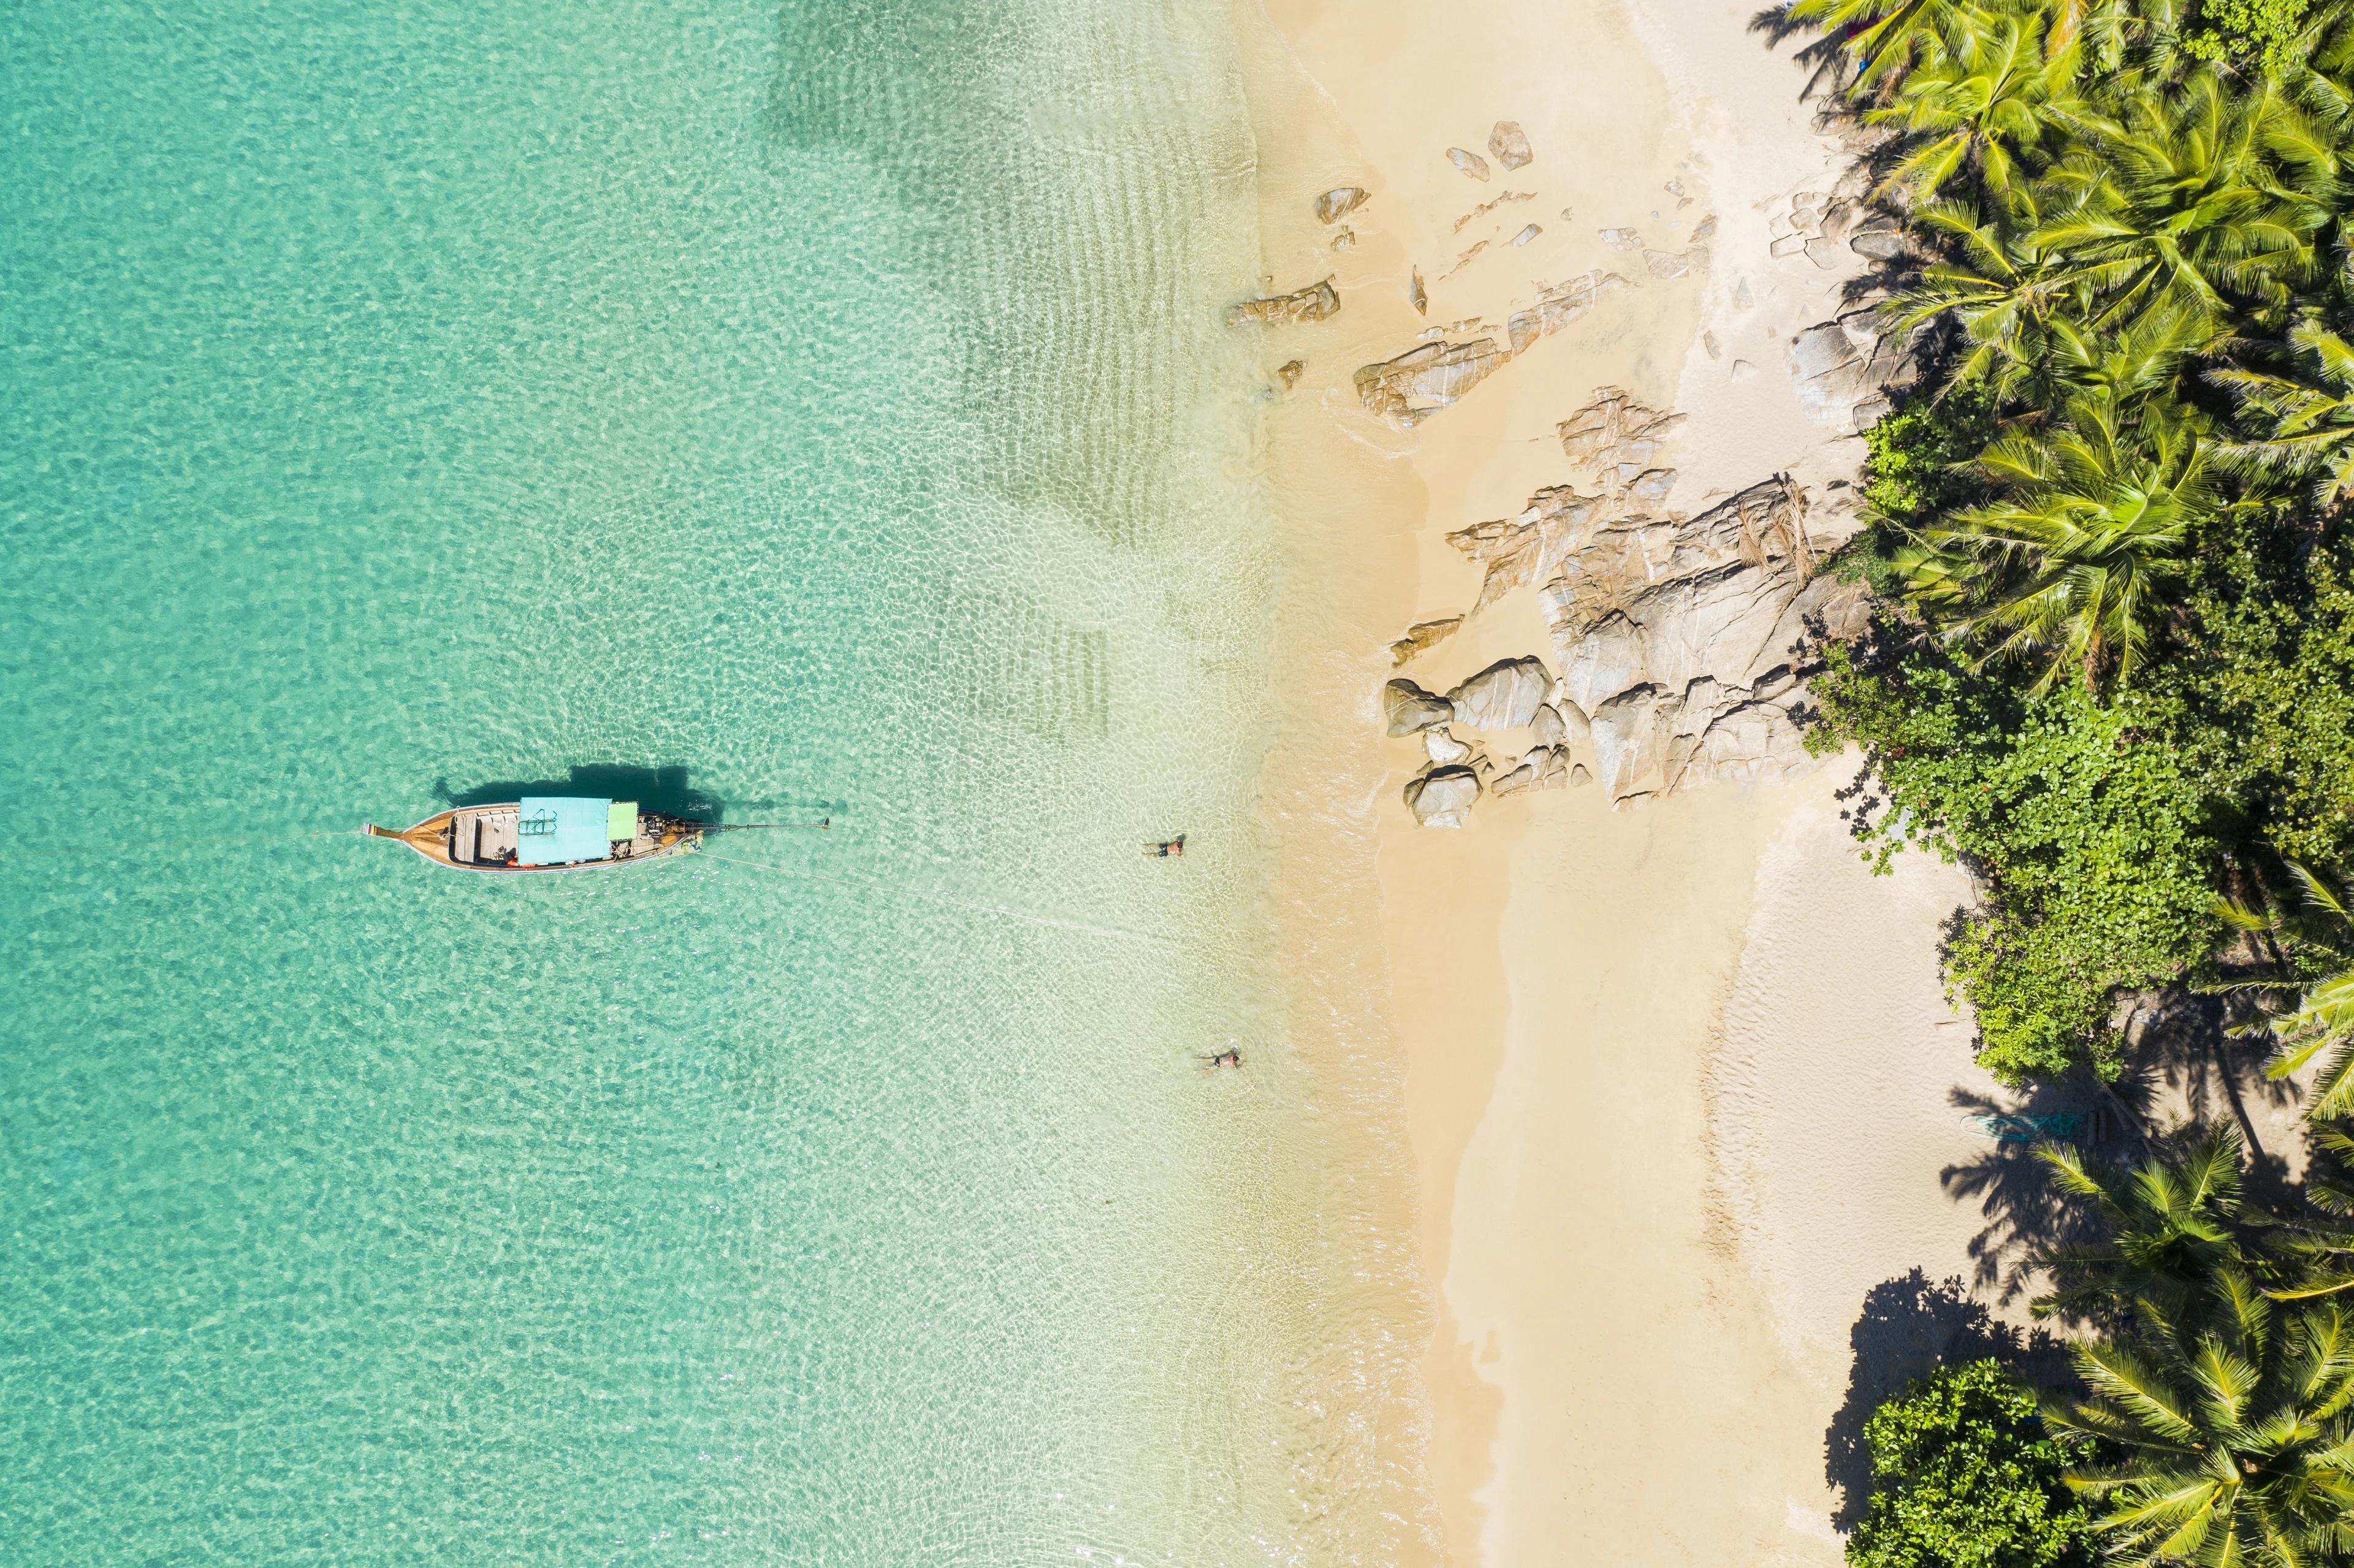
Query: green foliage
[[1786, 0, 2354, 1080], [1848, 1361, 2093, 1568], [1900, 391, 2216, 691], [2185, 0, 2315, 74], [2162, 528, 2354, 870], [1808, 639, 2228, 1079], [2050, 1288, 2354, 1566], [1864, 384, 2001, 530]]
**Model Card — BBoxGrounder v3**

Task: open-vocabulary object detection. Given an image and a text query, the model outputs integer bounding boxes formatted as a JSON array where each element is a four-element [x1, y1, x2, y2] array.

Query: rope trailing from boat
[[696, 850, 1179, 949]]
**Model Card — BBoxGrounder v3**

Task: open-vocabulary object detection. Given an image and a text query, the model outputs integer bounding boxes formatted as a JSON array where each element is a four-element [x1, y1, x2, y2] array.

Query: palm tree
[[2032, 74, 2334, 341], [1867, 13, 2079, 202], [2212, 318, 2354, 506], [2033, 1124, 2255, 1327], [1897, 180, 2087, 392], [1785, 0, 2014, 95], [1900, 391, 2214, 689], [2045, 1285, 2354, 1566], [1895, 71, 2332, 390], [2222, 863, 2354, 1123], [2266, 1124, 2354, 1302]]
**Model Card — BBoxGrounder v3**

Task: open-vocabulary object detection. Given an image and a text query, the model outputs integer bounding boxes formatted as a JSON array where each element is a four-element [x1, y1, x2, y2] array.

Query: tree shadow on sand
[[1826, 1269, 2077, 1530]]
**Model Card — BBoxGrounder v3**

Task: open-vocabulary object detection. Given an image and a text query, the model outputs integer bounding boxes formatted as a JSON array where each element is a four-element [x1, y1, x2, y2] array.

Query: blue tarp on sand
[[516, 797, 613, 866]]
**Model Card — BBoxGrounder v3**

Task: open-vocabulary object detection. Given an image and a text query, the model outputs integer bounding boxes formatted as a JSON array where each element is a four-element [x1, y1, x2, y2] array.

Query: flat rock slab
[[1448, 147, 1491, 181], [1355, 337, 1508, 426], [1227, 277, 1339, 328]]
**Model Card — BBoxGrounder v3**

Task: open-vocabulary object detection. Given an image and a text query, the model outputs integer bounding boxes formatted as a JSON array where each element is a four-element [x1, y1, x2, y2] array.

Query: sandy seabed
[[1236, 1, 2071, 1562]]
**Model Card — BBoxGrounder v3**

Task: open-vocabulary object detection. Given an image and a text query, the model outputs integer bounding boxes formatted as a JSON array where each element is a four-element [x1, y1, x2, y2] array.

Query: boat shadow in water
[[436, 765, 725, 823]]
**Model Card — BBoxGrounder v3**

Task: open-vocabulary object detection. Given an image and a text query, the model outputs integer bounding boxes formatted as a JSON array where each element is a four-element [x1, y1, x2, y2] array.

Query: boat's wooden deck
[[449, 808, 520, 867]]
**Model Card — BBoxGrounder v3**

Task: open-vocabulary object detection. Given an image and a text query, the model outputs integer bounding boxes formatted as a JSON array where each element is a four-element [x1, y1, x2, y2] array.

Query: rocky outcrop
[[1442, 387, 1874, 805], [1405, 765, 1481, 827], [1411, 268, 1428, 316], [1316, 187, 1370, 224], [1492, 745, 1577, 796], [1488, 121, 1534, 171], [1424, 727, 1471, 764], [1448, 147, 1492, 181], [1788, 306, 1921, 432], [1355, 338, 1509, 427], [1228, 277, 1341, 328], [1558, 387, 1687, 473], [1390, 615, 1464, 666], [1446, 657, 1552, 731], [1275, 359, 1305, 391], [1383, 677, 1455, 736]]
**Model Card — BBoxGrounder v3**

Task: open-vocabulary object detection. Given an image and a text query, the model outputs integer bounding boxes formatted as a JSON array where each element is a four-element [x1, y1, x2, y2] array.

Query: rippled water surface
[[0, 1, 1338, 1560]]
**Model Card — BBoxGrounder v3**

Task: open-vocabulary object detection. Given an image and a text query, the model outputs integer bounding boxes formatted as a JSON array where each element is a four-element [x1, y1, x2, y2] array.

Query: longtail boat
[[365, 797, 704, 874]]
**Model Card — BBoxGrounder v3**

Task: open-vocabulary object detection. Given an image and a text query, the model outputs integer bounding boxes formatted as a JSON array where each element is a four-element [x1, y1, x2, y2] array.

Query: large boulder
[[1446, 657, 1552, 731], [1383, 678, 1455, 736], [1404, 765, 1481, 827], [1488, 121, 1534, 171], [1788, 307, 1921, 432]]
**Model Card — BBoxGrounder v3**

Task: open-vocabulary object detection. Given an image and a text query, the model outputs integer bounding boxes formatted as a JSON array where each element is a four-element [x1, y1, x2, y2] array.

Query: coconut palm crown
[[2045, 1284, 2354, 1567], [1897, 390, 2215, 689]]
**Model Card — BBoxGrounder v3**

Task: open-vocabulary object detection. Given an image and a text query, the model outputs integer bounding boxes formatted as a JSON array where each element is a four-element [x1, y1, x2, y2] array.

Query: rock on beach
[[1404, 765, 1481, 827], [1383, 677, 1455, 736], [1446, 657, 1552, 731], [1315, 186, 1369, 224]]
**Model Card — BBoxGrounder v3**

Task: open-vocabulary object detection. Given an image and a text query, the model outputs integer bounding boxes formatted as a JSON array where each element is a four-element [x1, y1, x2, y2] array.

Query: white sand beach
[[1238, 0, 2103, 1560]]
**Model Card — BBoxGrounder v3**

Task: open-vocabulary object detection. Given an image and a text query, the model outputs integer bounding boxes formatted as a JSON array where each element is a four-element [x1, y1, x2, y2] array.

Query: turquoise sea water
[[2, 1, 1352, 1560]]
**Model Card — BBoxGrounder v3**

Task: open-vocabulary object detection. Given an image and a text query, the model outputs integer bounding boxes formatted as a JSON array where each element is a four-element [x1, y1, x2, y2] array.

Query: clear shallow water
[[1, 1, 1338, 1560]]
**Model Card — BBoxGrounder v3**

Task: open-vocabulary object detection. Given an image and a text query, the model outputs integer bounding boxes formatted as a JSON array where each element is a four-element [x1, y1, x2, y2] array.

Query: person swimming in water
[[1145, 832, 1186, 858]]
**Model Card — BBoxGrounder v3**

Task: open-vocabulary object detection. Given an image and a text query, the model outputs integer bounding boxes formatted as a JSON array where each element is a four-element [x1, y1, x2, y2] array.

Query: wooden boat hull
[[365, 805, 703, 873]]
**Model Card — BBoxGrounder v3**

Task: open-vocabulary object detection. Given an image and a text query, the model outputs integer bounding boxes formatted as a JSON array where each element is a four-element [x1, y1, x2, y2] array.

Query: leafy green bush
[[1849, 1361, 2092, 1568], [1808, 639, 2228, 1081], [2160, 526, 2354, 872], [1862, 384, 2000, 530], [1838, 386, 2003, 598]]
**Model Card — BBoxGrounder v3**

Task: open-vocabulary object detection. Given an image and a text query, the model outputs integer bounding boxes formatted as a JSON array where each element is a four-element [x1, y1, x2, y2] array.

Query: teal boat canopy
[[516, 797, 614, 866]]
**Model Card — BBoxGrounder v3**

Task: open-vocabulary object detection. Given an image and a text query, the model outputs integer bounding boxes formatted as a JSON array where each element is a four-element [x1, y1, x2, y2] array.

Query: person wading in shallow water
[[1196, 1048, 1241, 1070], [1144, 833, 1186, 858]]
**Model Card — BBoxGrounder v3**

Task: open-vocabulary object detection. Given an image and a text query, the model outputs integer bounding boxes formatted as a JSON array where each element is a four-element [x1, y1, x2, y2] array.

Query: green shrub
[[2161, 525, 2354, 872], [1861, 384, 2000, 530], [1808, 639, 2228, 1081], [1849, 1361, 2093, 1568]]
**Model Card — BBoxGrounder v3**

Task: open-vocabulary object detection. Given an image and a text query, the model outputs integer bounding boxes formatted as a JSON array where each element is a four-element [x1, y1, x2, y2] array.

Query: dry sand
[[1237, 1, 2096, 1562]]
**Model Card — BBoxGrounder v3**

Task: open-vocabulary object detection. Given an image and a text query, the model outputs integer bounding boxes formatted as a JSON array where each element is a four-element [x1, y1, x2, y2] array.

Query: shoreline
[[1238, 0, 2076, 1559]]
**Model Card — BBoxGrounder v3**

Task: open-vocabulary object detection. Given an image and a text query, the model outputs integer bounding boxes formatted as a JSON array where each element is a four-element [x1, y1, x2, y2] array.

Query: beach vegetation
[[1846, 1360, 2095, 1568], [1794, 0, 2354, 1081], [2025, 1128, 2354, 1564]]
